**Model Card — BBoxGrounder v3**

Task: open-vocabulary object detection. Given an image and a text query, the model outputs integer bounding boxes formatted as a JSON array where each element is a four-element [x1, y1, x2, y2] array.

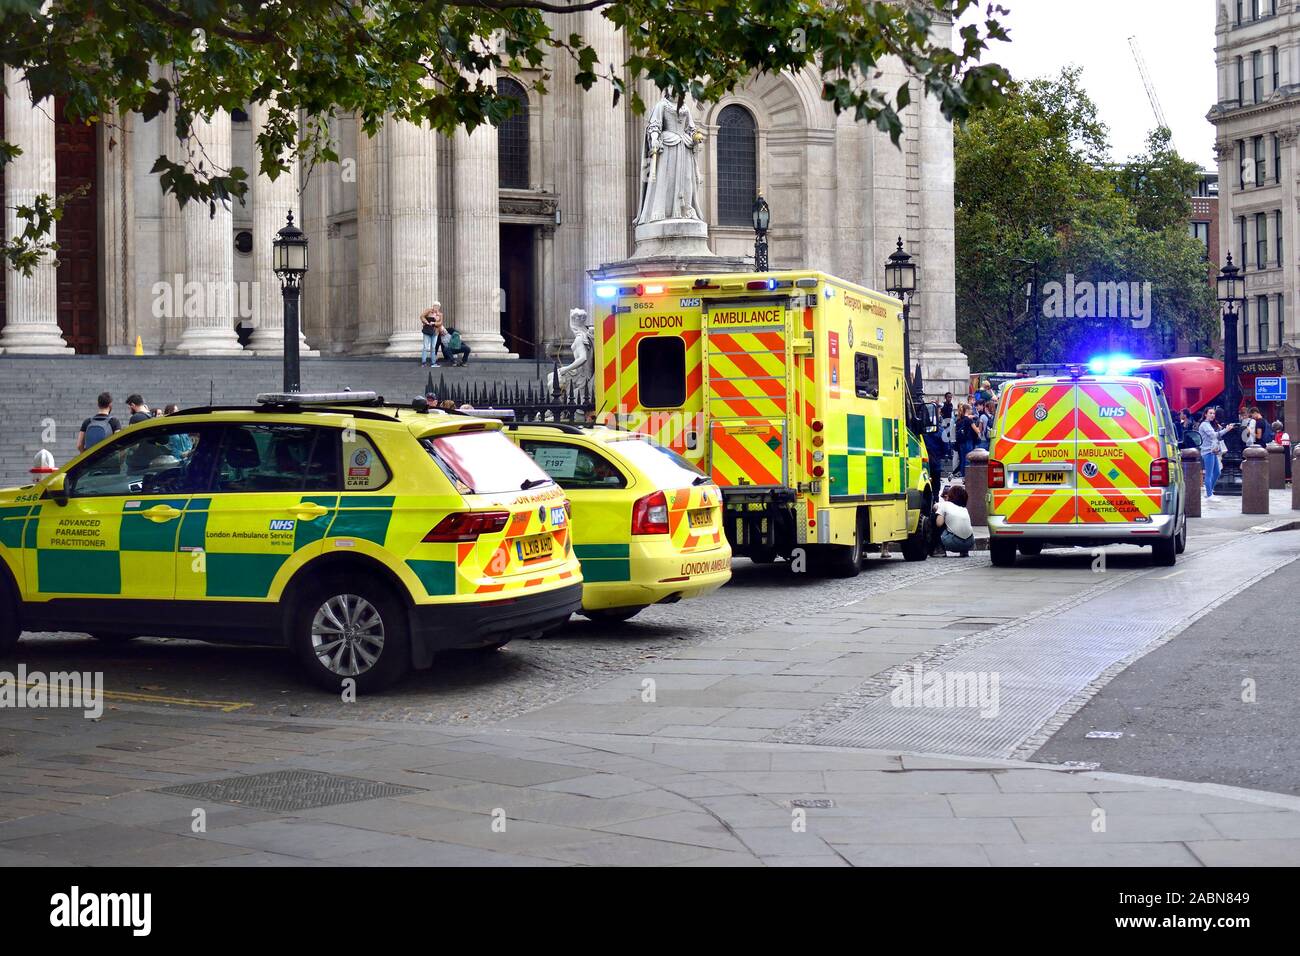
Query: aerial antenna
[[1128, 36, 1173, 148]]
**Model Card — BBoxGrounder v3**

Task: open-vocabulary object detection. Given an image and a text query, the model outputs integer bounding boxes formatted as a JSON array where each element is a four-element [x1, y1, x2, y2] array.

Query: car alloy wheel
[[310, 593, 386, 677]]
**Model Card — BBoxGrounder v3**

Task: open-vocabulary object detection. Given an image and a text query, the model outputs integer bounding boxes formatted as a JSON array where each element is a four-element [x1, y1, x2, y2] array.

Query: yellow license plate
[[515, 533, 553, 562], [688, 509, 713, 529], [1018, 470, 1066, 485]]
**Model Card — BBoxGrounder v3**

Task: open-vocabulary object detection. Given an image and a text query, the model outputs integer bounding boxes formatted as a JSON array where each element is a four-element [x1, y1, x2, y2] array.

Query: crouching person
[[933, 485, 975, 557]]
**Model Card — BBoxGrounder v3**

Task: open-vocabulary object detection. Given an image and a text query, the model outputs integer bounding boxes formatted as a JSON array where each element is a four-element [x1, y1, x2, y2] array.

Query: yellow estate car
[[0, 392, 583, 692], [505, 424, 731, 622]]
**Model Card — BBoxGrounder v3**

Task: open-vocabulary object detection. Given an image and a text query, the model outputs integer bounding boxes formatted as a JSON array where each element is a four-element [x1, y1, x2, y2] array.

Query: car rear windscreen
[[426, 429, 553, 495]]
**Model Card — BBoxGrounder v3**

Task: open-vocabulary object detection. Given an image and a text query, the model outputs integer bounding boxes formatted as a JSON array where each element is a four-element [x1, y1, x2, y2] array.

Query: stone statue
[[634, 92, 705, 225], [558, 307, 594, 388]]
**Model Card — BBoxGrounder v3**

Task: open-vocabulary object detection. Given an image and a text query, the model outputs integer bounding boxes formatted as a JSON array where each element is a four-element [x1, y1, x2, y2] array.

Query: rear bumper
[[582, 543, 732, 612], [988, 512, 1177, 545], [408, 582, 583, 666]]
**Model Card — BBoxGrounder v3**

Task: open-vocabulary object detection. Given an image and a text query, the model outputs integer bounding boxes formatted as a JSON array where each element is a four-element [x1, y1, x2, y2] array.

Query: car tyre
[[1152, 534, 1177, 567], [990, 539, 1018, 567], [1174, 513, 1188, 554], [292, 573, 411, 694], [581, 607, 647, 624], [813, 512, 866, 578], [0, 584, 19, 654]]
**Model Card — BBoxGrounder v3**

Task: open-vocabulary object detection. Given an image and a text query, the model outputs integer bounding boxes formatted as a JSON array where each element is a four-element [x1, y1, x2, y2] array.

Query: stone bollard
[[1241, 446, 1270, 515], [1267, 442, 1286, 490], [1181, 448, 1202, 518], [965, 448, 990, 526]]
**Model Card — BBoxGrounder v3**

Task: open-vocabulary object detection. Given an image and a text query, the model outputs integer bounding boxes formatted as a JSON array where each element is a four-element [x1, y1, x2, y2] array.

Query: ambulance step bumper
[[988, 513, 1176, 542], [409, 582, 583, 666]]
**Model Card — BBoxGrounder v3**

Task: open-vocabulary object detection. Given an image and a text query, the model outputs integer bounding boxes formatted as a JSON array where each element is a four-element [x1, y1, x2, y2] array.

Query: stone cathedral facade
[[0, 14, 970, 393]]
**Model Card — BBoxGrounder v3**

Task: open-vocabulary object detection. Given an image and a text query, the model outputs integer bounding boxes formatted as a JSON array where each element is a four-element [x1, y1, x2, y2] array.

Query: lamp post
[[752, 194, 770, 272], [1216, 253, 1245, 490], [884, 237, 918, 403], [272, 211, 309, 394]]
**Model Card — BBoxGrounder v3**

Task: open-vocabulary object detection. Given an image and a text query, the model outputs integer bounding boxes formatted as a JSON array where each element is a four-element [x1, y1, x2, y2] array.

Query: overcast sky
[[959, 1, 1219, 169]]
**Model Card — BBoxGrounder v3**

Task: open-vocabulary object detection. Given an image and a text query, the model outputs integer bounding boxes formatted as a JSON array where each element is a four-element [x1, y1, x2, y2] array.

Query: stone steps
[[0, 355, 562, 485]]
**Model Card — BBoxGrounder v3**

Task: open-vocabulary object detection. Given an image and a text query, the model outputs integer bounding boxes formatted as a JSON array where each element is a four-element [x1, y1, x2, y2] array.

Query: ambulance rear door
[[701, 298, 792, 489], [1073, 379, 1165, 525]]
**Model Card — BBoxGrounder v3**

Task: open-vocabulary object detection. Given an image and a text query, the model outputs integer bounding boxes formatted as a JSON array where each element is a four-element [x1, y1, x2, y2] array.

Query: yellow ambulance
[[987, 364, 1188, 567], [0, 393, 583, 691], [505, 423, 730, 621], [593, 270, 934, 576]]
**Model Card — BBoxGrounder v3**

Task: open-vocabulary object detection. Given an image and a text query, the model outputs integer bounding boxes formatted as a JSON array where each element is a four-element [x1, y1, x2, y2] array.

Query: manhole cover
[[161, 770, 419, 812]]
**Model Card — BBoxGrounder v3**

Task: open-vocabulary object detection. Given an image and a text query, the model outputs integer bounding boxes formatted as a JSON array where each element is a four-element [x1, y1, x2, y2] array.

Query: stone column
[[247, 101, 316, 355], [452, 121, 507, 354], [172, 109, 245, 354], [581, 12, 628, 312], [354, 122, 392, 353], [98, 108, 135, 353], [385, 117, 440, 355], [1, 68, 72, 353]]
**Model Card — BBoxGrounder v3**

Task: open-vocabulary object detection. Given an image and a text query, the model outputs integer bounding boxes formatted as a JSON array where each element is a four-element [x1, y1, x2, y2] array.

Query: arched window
[[497, 77, 529, 189], [717, 104, 757, 226]]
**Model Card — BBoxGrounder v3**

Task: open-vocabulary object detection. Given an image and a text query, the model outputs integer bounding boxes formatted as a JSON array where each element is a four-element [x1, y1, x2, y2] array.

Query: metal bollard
[[1181, 448, 1202, 518], [965, 448, 990, 526], [1241, 446, 1270, 515], [1267, 442, 1286, 490]]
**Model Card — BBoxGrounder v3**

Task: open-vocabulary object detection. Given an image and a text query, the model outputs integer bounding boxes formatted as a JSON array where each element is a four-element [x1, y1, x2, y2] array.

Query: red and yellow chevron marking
[[1074, 382, 1162, 524], [665, 485, 724, 552], [989, 382, 1078, 524], [707, 331, 788, 419], [709, 420, 784, 487], [606, 327, 703, 453], [600, 313, 618, 397]]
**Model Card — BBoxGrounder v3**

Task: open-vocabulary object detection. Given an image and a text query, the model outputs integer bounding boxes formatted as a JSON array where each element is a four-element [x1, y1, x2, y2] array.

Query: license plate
[[1018, 470, 1066, 485], [515, 534, 553, 562], [688, 509, 713, 529]]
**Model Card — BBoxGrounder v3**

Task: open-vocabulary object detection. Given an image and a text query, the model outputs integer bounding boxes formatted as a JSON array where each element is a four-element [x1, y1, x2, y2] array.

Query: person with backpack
[[432, 311, 471, 367], [77, 392, 121, 453], [125, 394, 152, 425], [955, 402, 977, 476], [976, 399, 995, 451]]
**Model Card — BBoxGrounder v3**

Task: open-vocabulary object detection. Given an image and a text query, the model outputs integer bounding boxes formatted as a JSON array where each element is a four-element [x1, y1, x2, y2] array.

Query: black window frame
[[1278, 293, 1285, 347], [637, 336, 688, 409], [716, 104, 758, 227], [1276, 209, 1284, 266], [1239, 215, 1248, 268], [1237, 139, 1246, 187], [1254, 134, 1266, 186], [1272, 46, 1280, 91], [1254, 51, 1264, 103], [854, 352, 881, 400], [496, 76, 530, 190], [1258, 295, 1270, 352], [1256, 211, 1268, 268]]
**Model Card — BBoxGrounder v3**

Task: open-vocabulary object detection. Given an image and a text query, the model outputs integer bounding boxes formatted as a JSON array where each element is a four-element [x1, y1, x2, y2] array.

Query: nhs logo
[[1097, 406, 1126, 419], [269, 519, 296, 531]]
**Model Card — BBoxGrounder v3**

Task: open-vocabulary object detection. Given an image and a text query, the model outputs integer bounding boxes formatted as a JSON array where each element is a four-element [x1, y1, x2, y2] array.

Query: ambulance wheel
[[0, 585, 18, 654], [989, 539, 1018, 567], [1175, 513, 1188, 554], [1151, 534, 1177, 567], [90, 632, 139, 644], [581, 607, 645, 624], [815, 515, 865, 578], [292, 574, 411, 694], [901, 513, 931, 562]]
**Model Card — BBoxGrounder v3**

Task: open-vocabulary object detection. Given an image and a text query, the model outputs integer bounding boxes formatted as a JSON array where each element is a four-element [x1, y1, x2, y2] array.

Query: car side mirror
[[40, 472, 68, 506]]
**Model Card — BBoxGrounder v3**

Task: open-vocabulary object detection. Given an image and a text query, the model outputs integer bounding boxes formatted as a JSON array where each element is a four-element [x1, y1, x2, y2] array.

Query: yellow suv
[[0, 393, 583, 692], [505, 424, 730, 622]]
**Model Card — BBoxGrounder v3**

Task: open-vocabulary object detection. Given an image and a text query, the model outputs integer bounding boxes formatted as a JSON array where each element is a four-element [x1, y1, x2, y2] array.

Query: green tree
[[0, 0, 1010, 271], [955, 68, 1217, 371]]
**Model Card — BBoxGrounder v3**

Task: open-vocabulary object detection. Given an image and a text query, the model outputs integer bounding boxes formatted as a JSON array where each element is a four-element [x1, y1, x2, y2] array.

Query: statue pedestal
[[594, 220, 748, 280]]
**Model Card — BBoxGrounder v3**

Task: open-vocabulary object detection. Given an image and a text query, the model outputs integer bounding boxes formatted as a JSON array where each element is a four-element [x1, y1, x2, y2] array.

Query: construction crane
[[1129, 36, 1173, 145]]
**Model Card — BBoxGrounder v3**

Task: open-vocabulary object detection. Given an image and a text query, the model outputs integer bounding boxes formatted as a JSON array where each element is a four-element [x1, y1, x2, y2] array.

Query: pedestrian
[[1273, 419, 1291, 482], [976, 399, 996, 450], [1250, 407, 1271, 446], [922, 420, 944, 488], [420, 304, 442, 368], [163, 403, 193, 458], [77, 392, 120, 453], [955, 402, 976, 476], [931, 484, 975, 557], [434, 313, 472, 367], [125, 393, 152, 425], [1177, 408, 1195, 448], [1197, 406, 1238, 499]]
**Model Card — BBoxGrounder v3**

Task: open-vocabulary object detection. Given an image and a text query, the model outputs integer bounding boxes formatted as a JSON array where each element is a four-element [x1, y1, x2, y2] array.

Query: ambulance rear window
[[425, 429, 552, 495], [638, 337, 686, 408]]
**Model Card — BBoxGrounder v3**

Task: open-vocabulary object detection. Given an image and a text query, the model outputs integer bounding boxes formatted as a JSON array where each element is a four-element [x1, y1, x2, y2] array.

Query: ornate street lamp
[[884, 237, 919, 402], [752, 194, 771, 272], [273, 210, 309, 393], [1216, 253, 1245, 489]]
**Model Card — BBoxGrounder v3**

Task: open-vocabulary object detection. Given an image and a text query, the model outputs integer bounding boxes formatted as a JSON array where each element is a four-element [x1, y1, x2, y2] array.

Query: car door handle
[[289, 503, 330, 519], [143, 504, 182, 523]]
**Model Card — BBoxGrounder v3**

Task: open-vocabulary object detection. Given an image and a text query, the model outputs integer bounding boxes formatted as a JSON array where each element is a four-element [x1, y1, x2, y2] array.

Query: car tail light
[[1150, 458, 1170, 487], [423, 511, 510, 542], [631, 490, 670, 535], [989, 460, 1005, 488]]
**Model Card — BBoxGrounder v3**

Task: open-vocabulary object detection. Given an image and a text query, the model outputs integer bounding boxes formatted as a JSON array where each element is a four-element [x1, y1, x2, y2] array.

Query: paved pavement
[[2, 506, 1299, 865]]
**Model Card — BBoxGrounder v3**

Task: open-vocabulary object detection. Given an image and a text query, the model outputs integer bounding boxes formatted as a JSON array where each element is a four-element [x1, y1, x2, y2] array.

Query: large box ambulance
[[593, 270, 934, 576]]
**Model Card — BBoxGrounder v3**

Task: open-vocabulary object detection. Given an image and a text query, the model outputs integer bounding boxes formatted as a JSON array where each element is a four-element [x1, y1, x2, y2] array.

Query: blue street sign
[[1255, 376, 1287, 401]]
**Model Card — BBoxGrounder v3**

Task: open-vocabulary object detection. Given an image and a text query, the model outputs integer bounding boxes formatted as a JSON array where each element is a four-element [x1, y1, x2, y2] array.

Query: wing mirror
[[40, 472, 68, 506]]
